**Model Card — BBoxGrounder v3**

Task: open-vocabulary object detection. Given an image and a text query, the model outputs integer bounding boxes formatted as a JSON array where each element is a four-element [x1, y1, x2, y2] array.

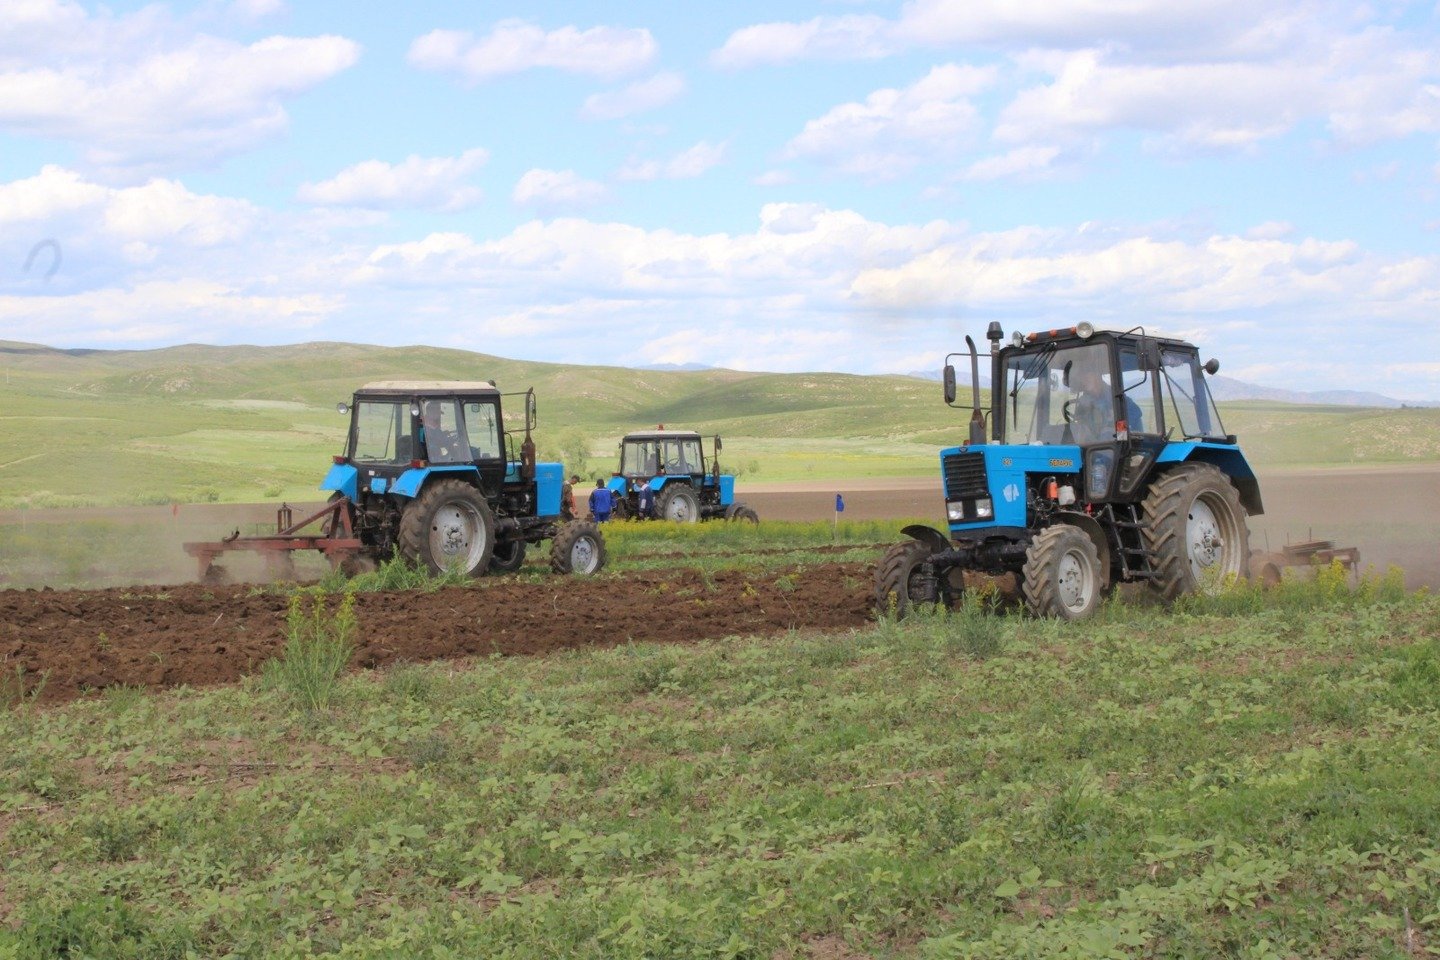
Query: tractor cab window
[[419, 399, 470, 464], [1117, 345, 1159, 436], [461, 400, 501, 460], [1003, 343, 1115, 445], [622, 439, 663, 476], [662, 438, 702, 475], [352, 401, 413, 463], [1158, 350, 1225, 441]]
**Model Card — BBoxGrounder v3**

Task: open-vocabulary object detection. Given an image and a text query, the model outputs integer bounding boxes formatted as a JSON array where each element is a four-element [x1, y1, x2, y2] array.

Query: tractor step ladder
[[1099, 504, 1160, 580]]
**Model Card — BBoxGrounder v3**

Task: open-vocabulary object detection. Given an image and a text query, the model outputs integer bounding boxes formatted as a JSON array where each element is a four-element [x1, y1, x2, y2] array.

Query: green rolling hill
[[2, 339, 1438, 508]]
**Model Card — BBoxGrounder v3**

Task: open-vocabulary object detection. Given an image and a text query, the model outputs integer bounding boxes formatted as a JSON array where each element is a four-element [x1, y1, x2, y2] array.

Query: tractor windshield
[[1158, 349, 1226, 440], [352, 401, 415, 463], [1003, 343, 1116, 445], [621, 437, 703, 476]]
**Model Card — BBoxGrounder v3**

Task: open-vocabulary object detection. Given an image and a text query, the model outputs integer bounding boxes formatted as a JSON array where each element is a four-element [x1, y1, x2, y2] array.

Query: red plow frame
[[184, 501, 363, 582]]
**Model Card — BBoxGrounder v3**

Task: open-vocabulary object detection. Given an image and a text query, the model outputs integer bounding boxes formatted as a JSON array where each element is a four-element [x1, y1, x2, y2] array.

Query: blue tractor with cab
[[321, 381, 606, 577], [604, 429, 758, 523], [876, 323, 1259, 620]]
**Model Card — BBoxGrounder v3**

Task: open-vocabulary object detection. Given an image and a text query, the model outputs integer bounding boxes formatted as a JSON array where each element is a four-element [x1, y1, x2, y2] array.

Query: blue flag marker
[[835, 494, 845, 512]]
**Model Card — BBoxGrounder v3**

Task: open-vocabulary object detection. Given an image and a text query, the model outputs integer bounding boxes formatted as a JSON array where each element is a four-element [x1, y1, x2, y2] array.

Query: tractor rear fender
[[390, 465, 481, 499], [1053, 512, 1112, 588], [1154, 442, 1264, 516], [900, 524, 951, 555], [321, 462, 359, 501]]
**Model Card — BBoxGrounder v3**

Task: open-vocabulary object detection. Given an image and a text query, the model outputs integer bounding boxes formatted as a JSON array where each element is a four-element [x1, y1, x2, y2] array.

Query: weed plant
[[261, 591, 357, 711]]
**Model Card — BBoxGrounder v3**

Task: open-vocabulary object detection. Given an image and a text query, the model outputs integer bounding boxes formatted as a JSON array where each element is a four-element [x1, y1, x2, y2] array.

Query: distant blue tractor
[[876, 323, 1260, 620], [604, 429, 758, 524], [319, 381, 606, 577]]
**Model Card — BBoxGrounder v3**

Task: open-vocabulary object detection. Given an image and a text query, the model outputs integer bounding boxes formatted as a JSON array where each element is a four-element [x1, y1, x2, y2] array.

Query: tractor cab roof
[[354, 380, 500, 399], [1010, 326, 1198, 353], [622, 429, 703, 442]]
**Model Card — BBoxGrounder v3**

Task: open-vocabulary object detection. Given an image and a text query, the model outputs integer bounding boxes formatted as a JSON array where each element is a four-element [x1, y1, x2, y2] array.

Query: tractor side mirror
[[1138, 339, 1161, 371], [942, 364, 957, 405], [714, 436, 723, 452], [1203, 358, 1220, 375], [335, 402, 349, 415]]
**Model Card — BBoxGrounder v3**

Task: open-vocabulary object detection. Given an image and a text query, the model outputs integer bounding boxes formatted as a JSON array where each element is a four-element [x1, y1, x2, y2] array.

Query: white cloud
[[754, 170, 794, 186], [960, 145, 1063, 181], [511, 169, 610, 213], [297, 149, 489, 211], [0, 2, 359, 179], [408, 20, 655, 82], [580, 72, 686, 120], [784, 64, 995, 177], [617, 141, 727, 181], [713, 0, 1303, 67], [229, 0, 287, 21]]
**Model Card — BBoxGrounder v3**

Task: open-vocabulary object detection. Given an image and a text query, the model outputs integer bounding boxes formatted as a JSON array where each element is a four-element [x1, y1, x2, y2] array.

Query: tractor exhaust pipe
[[964, 335, 984, 446]]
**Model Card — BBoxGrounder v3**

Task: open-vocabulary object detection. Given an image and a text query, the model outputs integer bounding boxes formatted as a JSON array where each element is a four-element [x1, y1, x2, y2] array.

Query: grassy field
[[3, 340, 1439, 507], [2, 541, 1437, 958]]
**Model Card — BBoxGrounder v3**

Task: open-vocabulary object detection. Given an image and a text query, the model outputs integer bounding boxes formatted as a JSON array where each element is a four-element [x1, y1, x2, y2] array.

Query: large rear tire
[[874, 540, 941, 617], [656, 484, 700, 523], [1022, 524, 1102, 620], [1141, 463, 1250, 599], [399, 479, 496, 577], [550, 521, 607, 575]]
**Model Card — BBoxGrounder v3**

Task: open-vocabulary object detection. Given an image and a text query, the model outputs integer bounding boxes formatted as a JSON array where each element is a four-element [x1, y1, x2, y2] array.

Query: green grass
[[3, 340, 1437, 507], [2, 574, 1438, 957]]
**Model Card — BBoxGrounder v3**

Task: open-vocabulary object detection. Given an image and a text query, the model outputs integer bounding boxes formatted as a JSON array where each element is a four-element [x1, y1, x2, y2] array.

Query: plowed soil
[[0, 563, 872, 703]]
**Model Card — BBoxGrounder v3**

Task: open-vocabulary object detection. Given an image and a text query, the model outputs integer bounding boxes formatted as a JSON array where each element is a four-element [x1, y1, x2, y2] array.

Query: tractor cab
[[337, 382, 510, 500]]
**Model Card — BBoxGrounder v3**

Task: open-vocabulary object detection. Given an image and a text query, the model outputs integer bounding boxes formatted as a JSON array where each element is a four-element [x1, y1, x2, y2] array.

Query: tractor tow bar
[[183, 500, 363, 582]]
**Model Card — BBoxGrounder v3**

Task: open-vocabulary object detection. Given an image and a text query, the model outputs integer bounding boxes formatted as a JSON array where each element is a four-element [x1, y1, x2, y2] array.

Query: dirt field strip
[[0, 563, 872, 703]]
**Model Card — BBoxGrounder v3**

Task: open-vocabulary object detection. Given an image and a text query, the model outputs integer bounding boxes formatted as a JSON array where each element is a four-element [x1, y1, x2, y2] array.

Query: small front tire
[[489, 539, 528, 573], [874, 540, 943, 617], [1021, 524, 1102, 620], [550, 521, 607, 575], [725, 502, 760, 524]]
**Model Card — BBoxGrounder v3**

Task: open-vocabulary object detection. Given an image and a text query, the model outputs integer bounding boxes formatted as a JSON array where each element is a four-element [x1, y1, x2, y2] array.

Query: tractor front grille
[[942, 451, 989, 501]]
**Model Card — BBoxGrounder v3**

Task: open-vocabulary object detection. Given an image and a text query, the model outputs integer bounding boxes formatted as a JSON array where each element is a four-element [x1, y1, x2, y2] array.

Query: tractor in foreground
[[604, 428, 758, 523], [185, 381, 606, 580], [878, 323, 1272, 620]]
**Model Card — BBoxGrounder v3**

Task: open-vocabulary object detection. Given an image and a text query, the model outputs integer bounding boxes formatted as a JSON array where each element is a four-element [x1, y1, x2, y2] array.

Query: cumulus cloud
[[580, 72, 686, 120], [511, 169, 610, 214], [617, 141, 727, 181], [297, 149, 489, 211], [0, 1, 359, 179], [784, 64, 995, 177], [960, 145, 1064, 181], [408, 20, 655, 82]]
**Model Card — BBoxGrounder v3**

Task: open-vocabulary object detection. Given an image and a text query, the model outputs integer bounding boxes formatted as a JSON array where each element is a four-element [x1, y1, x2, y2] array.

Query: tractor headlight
[[946, 500, 966, 521], [948, 498, 994, 521], [974, 498, 994, 519]]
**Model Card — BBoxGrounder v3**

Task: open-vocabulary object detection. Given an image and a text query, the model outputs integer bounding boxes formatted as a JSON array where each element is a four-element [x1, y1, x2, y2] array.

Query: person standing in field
[[588, 478, 613, 522], [637, 479, 655, 519], [561, 473, 580, 520]]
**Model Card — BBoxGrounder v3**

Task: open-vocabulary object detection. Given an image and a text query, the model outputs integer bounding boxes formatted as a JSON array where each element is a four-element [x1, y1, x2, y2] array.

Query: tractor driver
[[1068, 366, 1116, 444], [1069, 366, 1143, 443], [420, 401, 462, 460]]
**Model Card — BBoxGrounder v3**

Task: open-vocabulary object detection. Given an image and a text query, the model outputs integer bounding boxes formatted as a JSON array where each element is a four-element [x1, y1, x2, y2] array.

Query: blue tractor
[[604, 429, 758, 523], [876, 323, 1259, 620], [320, 381, 606, 577]]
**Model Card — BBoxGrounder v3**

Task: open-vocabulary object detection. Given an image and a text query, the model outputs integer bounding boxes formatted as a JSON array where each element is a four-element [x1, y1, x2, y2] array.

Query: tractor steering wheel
[[1062, 398, 1075, 423]]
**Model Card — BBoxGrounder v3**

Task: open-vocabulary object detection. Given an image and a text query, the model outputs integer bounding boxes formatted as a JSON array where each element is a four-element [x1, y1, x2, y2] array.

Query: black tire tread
[[873, 540, 934, 616], [398, 478, 496, 577], [550, 521, 608, 575], [1021, 524, 1102, 620], [656, 484, 700, 523], [1140, 463, 1249, 600]]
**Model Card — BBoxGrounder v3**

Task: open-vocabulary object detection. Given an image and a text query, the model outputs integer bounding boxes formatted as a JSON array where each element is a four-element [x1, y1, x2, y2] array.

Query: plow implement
[[1249, 538, 1361, 586], [184, 501, 361, 582]]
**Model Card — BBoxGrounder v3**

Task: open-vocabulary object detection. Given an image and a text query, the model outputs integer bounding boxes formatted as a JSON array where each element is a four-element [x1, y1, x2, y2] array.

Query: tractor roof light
[[1012, 330, 1026, 348], [1076, 322, 1095, 339]]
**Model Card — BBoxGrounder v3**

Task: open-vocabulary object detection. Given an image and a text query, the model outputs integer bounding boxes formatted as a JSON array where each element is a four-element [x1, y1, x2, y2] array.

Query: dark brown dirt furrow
[[0, 564, 872, 703]]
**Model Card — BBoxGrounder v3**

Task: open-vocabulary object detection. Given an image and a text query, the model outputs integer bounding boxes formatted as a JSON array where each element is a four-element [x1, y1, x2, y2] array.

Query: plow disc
[[184, 500, 362, 582]]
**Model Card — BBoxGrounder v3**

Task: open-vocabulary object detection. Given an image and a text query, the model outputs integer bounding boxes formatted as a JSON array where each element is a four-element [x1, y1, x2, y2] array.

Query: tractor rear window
[[352, 402, 412, 463]]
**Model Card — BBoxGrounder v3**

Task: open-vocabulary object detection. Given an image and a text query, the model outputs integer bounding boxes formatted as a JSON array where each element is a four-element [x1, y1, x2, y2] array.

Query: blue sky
[[1, 0, 1438, 397]]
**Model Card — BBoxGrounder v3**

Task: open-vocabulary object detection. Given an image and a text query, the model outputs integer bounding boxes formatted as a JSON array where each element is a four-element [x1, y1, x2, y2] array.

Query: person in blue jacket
[[637, 479, 655, 519], [588, 479, 613, 522]]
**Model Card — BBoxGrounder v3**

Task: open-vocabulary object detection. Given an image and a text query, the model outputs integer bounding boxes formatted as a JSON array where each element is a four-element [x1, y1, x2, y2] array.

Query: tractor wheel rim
[[667, 497, 691, 521], [1186, 497, 1228, 582], [570, 536, 598, 573], [431, 501, 485, 570], [1057, 548, 1094, 612]]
